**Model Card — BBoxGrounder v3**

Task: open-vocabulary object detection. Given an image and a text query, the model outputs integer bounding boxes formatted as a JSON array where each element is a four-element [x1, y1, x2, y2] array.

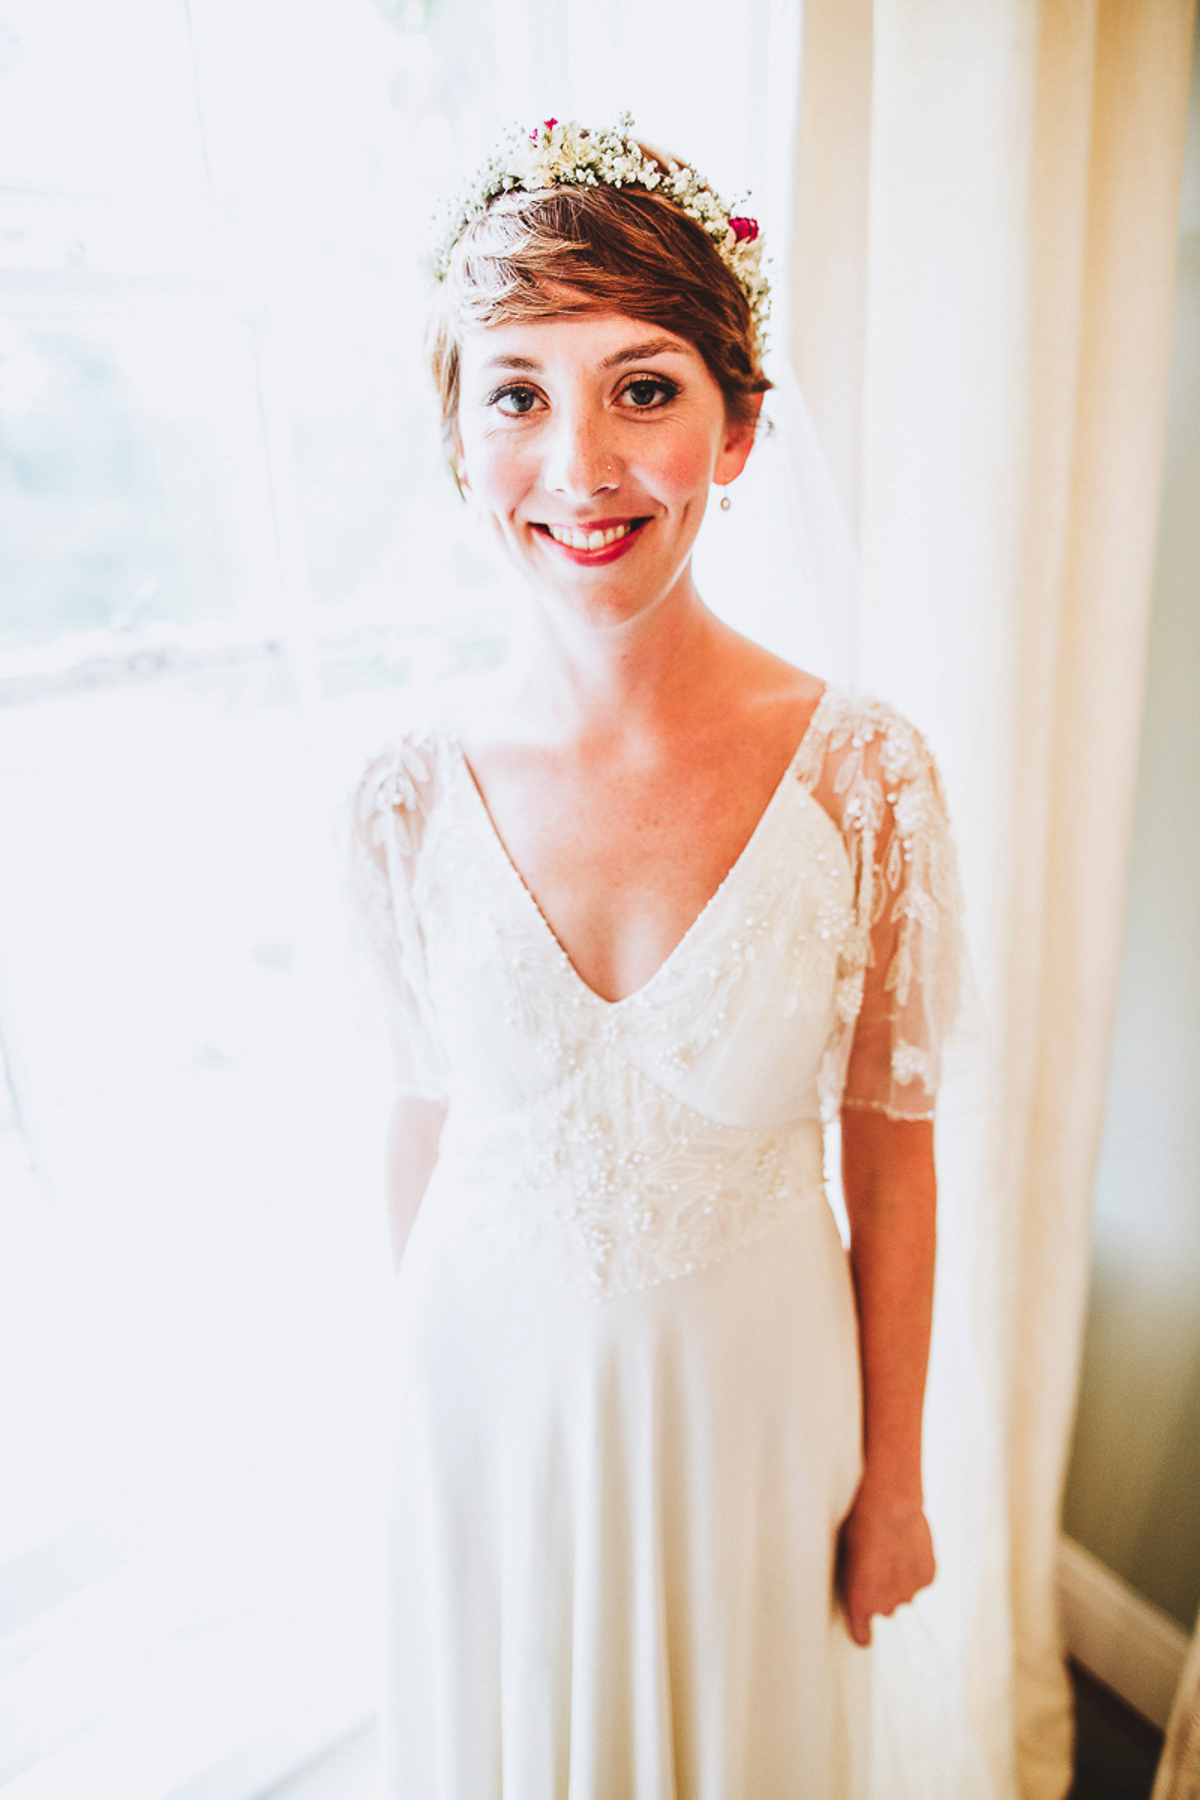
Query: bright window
[[0, 4, 799, 1793], [0, 7, 514, 1796]]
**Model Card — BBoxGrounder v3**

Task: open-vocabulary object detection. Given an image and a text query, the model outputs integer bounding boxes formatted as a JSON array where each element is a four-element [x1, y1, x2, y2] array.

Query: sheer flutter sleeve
[[347, 739, 449, 1103], [799, 694, 967, 1122]]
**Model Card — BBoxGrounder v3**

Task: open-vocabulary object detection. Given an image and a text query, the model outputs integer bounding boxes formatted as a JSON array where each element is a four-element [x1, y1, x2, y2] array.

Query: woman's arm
[[386, 1095, 447, 1266], [837, 1107, 938, 1646]]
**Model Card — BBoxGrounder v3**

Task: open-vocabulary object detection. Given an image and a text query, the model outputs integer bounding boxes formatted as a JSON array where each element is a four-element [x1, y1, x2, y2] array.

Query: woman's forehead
[[460, 309, 701, 374]]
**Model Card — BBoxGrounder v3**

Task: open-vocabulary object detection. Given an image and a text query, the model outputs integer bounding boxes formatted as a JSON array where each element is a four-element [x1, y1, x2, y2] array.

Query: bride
[[352, 117, 964, 1799]]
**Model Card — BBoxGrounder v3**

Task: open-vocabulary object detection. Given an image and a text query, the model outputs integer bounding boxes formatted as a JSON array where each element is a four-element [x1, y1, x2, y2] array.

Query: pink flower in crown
[[728, 216, 759, 243], [530, 117, 558, 142]]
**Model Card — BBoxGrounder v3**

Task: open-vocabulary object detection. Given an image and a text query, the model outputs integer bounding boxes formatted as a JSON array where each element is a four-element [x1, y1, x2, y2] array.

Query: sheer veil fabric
[[693, 358, 866, 690]]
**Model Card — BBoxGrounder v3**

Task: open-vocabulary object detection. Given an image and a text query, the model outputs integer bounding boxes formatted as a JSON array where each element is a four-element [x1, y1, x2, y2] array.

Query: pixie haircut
[[428, 162, 771, 463]]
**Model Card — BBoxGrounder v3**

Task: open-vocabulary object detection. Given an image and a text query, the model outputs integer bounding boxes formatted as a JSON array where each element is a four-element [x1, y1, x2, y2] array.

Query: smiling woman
[[454, 311, 757, 630], [350, 116, 966, 1800]]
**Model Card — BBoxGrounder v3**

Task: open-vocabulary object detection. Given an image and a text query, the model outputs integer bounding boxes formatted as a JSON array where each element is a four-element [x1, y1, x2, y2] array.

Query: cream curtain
[[790, 2, 1195, 1796]]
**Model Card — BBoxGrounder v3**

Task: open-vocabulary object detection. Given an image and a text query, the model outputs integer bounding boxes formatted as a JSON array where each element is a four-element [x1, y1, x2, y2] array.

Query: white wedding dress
[[350, 684, 964, 1800]]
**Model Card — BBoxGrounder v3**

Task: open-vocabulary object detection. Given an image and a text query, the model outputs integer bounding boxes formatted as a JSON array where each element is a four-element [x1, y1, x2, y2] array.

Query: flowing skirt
[[382, 1175, 868, 1800]]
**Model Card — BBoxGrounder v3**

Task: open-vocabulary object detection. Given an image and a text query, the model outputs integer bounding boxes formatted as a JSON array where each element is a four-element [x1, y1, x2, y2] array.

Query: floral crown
[[431, 113, 770, 352]]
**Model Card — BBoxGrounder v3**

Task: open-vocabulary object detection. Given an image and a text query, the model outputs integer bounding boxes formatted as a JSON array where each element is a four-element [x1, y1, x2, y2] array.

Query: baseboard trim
[[1059, 1534, 1189, 1730]]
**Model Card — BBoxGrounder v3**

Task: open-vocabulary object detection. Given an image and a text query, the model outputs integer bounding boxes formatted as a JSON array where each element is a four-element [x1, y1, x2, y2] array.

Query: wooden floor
[[1069, 1663, 1165, 1800]]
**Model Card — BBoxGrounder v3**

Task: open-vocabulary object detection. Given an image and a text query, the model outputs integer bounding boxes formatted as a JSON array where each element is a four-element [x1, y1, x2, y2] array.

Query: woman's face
[[454, 300, 757, 629]]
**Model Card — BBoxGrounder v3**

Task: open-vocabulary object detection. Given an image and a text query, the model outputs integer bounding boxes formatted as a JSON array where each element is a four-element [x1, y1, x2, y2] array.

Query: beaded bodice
[[350, 687, 963, 1296]]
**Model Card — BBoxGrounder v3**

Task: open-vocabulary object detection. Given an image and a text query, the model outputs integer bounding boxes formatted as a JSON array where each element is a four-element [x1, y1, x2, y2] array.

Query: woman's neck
[[513, 576, 736, 749]]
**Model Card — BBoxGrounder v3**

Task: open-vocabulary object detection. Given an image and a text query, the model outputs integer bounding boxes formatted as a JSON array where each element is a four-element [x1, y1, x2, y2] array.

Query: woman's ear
[[715, 392, 765, 487], [451, 428, 470, 500]]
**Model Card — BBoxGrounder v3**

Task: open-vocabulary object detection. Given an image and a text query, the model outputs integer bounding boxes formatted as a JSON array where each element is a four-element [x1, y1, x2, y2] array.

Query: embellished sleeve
[[347, 739, 449, 1103], [802, 695, 967, 1122]]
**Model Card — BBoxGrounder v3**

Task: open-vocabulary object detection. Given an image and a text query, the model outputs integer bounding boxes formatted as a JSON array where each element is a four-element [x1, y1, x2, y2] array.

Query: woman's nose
[[543, 406, 620, 501]]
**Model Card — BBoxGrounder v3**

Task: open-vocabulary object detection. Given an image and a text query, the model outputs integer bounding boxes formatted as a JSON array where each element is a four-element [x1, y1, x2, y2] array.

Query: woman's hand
[[837, 1482, 936, 1647]]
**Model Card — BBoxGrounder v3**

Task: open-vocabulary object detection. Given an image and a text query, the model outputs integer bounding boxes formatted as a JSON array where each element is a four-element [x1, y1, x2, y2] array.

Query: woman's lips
[[533, 517, 650, 565]]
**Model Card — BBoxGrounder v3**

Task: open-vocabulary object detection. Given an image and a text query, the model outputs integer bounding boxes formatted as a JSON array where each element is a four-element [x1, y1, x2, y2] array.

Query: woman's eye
[[491, 385, 542, 416], [620, 376, 677, 410]]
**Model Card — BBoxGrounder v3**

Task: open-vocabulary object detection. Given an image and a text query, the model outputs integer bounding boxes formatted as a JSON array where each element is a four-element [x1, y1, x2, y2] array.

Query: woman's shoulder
[[351, 720, 456, 858], [797, 685, 943, 788], [715, 633, 927, 774]]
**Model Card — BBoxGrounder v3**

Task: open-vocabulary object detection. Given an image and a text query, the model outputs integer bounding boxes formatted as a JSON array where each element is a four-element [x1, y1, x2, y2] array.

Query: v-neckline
[[447, 684, 834, 1012]]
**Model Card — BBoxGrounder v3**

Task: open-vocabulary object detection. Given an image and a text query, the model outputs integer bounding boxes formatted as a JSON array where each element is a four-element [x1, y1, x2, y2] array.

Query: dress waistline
[[435, 1083, 827, 1299]]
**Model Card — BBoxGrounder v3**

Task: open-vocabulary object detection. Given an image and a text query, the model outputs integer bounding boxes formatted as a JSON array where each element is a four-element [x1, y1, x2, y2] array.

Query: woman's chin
[[525, 562, 691, 633], [508, 532, 700, 630]]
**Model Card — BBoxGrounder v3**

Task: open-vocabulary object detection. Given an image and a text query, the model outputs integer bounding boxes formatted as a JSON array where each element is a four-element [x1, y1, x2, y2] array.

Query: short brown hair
[[428, 159, 770, 462]]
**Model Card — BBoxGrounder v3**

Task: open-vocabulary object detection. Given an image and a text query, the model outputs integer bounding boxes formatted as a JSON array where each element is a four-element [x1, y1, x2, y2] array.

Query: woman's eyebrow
[[601, 338, 690, 368], [480, 337, 691, 376]]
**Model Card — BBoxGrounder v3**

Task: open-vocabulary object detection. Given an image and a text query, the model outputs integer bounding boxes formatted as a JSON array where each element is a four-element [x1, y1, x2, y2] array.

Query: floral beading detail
[[628, 797, 851, 1083], [793, 688, 964, 1119], [891, 1041, 932, 1087], [354, 737, 435, 855], [348, 733, 449, 1100], [431, 113, 770, 350], [442, 1059, 827, 1298], [349, 697, 965, 1276], [348, 737, 435, 965]]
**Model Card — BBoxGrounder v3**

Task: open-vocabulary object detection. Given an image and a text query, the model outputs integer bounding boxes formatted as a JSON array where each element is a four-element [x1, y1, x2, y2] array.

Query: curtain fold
[[789, 2, 1196, 1796], [1010, 7, 1194, 1794], [788, 0, 873, 533]]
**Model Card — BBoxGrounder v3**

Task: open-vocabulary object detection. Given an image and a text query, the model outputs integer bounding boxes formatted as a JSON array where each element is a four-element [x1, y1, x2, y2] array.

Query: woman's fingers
[[837, 1496, 936, 1644], [844, 1600, 873, 1647]]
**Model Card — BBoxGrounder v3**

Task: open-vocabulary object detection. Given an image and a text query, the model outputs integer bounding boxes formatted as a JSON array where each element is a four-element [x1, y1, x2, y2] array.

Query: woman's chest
[[456, 742, 814, 1006], [412, 764, 857, 1122]]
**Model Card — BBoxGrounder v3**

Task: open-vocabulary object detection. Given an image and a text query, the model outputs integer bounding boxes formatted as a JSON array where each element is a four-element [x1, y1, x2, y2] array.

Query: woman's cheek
[[470, 442, 529, 514], [652, 437, 717, 499]]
